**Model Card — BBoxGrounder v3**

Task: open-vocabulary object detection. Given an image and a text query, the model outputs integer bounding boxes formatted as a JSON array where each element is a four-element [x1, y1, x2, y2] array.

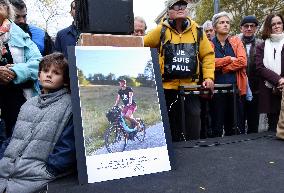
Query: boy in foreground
[[0, 53, 76, 193]]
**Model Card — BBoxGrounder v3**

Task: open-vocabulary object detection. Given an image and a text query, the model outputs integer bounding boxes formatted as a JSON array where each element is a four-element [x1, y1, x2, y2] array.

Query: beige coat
[[277, 90, 284, 140]]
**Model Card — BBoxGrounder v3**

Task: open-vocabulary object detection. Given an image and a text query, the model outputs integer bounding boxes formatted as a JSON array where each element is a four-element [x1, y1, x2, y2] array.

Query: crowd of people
[[0, 0, 77, 192], [143, 0, 284, 142], [0, 0, 282, 192]]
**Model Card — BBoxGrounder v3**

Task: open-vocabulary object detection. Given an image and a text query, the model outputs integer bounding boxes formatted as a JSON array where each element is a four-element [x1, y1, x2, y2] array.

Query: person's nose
[[46, 71, 52, 78]]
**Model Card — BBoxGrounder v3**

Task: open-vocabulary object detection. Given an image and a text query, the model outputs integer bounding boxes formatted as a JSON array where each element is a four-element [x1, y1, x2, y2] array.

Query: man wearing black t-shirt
[[114, 79, 139, 128]]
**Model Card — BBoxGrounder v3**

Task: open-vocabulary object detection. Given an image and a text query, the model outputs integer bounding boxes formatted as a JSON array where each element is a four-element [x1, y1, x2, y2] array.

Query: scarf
[[0, 19, 11, 56], [242, 35, 255, 44], [263, 33, 284, 88]]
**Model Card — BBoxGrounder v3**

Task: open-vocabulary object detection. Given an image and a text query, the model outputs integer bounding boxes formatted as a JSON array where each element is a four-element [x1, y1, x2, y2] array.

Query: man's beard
[[17, 23, 32, 38]]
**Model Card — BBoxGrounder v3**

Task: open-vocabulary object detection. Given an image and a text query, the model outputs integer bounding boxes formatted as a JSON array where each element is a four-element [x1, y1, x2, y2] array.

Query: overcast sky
[[26, 0, 166, 37]]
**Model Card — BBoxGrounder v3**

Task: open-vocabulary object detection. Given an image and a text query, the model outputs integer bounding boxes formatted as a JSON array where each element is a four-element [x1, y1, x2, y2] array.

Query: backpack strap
[[159, 25, 167, 56], [196, 26, 203, 52], [191, 26, 203, 82], [197, 26, 203, 83]]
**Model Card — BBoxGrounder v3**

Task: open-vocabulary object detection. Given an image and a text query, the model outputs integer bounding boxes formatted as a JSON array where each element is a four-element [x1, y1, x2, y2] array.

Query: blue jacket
[[55, 24, 78, 58], [29, 24, 45, 55], [9, 22, 42, 96], [46, 116, 76, 177]]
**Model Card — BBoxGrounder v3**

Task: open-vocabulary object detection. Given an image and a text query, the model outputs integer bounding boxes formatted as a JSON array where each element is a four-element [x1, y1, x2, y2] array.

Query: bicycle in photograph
[[105, 106, 146, 153]]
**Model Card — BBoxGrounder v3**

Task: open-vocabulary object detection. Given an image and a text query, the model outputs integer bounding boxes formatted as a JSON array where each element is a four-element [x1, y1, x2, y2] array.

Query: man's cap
[[240, 15, 259, 26], [165, 0, 188, 8]]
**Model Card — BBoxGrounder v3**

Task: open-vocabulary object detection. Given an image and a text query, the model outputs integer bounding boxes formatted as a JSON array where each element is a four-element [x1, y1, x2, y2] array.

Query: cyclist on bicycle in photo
[[114, 79, 140, 130]]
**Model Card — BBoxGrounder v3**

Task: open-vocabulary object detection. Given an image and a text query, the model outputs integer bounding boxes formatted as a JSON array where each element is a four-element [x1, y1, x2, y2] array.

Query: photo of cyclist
[[114, 79, 140, 129]]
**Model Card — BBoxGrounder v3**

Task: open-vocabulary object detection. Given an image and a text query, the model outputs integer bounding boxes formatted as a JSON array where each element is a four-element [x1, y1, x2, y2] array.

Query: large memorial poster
[[68, 46, 173, 183]]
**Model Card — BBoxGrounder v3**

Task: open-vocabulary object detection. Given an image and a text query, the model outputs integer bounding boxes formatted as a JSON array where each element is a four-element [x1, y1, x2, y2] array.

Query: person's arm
[[222, 37, 247, 73], [199, 31, 215, 81], [54, 31, 63, 53], [128, 91, 133, 105], [0, 66, 16, 84], [114, 94, 120, 106], [0, 137, 11, 160], [144, 24, 163, 48], [215, 56, 232, 69], [10, 34, 42, 84], [46, 116, 76, 177], [255, 42, 281, 86]]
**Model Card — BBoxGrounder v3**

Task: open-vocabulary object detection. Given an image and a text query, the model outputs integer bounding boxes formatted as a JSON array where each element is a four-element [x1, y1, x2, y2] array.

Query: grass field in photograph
[[80, 85, 161, 155]]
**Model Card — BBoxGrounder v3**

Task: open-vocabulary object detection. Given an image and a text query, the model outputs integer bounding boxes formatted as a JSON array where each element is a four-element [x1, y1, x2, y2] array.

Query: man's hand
[[202, 78, 214, 91], [277, 77, 284, 91], [0, 66, 16, 85]]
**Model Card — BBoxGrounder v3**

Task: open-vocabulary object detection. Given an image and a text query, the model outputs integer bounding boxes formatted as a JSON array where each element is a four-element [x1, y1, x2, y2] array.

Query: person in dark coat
[[54, 0, 79, 58], [239, 15, 262, 134], [256, 13, 284, 132]]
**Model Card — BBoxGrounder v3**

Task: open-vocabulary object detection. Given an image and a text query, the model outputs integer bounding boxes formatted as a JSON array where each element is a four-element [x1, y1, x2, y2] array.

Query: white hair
[[134, 16, 147, 30], [203, 20, 213, 30], [212, 11, 231, 27]]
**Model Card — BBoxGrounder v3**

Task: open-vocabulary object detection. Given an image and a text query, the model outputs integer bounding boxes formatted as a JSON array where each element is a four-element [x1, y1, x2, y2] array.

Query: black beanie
[[240, 15, 259, 26]]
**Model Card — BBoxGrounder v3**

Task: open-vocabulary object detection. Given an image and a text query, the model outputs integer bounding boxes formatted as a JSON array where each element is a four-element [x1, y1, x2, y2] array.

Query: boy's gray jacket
[[0, 88, 72, 193]]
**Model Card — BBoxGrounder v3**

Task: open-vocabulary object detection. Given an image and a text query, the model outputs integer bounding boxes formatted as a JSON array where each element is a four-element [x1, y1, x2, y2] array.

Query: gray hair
[[203, 20, 213, 30], [134, 16, 147, 30], [212, 11, 231, 27], [0, 0, 15, 20]]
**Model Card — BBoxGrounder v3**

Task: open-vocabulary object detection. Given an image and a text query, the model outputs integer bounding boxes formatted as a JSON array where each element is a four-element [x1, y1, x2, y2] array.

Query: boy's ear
[[38, 71, 41, 80]]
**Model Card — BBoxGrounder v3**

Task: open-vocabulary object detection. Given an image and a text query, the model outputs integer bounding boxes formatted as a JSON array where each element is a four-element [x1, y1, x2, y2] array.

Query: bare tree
[[27, 0, 71, 35]]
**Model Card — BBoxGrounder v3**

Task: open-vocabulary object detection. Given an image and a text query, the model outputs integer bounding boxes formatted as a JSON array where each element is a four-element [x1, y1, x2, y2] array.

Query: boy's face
[[39, 64, 65, 94]]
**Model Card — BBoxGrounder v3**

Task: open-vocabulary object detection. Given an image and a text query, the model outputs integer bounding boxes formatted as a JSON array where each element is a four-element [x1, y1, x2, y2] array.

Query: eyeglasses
[[271, 21, 283, 27], [169, 4, 187, 11], [243, 24, 256, 29]]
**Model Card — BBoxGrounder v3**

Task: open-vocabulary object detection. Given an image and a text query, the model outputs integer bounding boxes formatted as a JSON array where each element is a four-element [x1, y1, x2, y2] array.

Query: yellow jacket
[[144, 17, 215, 90]]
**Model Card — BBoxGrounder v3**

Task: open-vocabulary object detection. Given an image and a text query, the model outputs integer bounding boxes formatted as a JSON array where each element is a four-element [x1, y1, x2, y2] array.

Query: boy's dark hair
[[262, 13, 284, 40], [39, 52, 70, 91], [8, 0, 26, 10]]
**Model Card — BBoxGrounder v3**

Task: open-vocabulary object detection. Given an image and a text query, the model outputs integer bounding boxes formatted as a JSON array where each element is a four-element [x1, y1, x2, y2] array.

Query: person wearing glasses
[[256, 13, 284, 132], [133, 16, 147, 36], [144, 0, 215, 141], [238, 15, 262, 134]]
